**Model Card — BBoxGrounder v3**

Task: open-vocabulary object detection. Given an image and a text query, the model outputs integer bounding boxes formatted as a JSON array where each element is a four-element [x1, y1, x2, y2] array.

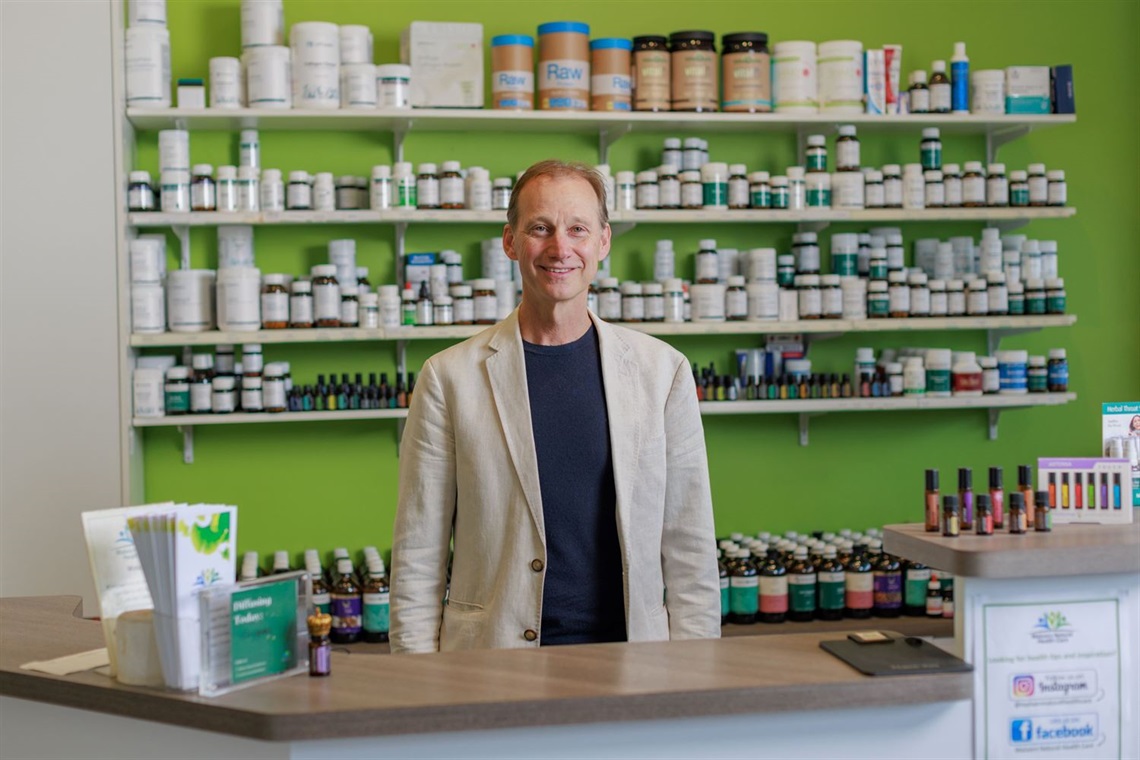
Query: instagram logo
[[1012, 675, 1036, 698]]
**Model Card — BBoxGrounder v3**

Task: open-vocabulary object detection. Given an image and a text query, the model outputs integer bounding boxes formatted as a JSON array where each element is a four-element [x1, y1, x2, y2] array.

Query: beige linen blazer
[[389, 309, 721, 653]]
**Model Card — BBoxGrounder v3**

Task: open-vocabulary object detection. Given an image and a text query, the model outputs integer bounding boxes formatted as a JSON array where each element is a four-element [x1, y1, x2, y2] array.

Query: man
[[390, 159, 720, 653]]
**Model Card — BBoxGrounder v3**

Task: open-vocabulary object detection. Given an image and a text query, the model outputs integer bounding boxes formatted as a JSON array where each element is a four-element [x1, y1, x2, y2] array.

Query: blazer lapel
[[593, 314, 640, 535], [485, 311, 546, 540]]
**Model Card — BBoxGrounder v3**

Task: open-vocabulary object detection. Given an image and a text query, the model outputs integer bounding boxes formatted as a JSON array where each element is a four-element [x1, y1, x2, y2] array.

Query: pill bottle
[[1009, 170, 1029, 207], [769, 176, 789, 209], [669, 30, 717, 111], [128, 171, 156, 212], [986, 272, 1009, 314], [909, 272, 931, 316], [997, 350, 1029, 394], [492, 178, 512, 210], [925, 349, 952, 397], [908, 71, 930, 113], [786, 167, 807, 210], [952, 352, 983, 397], [657, 165, 681, 209], [636, 170, 659, 209], [749, 171, 771, 208], [1027, 164, 1048, 206], [1025, 278, 1046, 314], [681, 137, 703, 170], [590, 38, 632, 111], [700, 163, 728, 209], [1008, 280, 1025, 315], [966, 279, 989, 316], [160, 170, 191, 213], [596, 278, 621, 320], [864, 170, 884, 208], [241, 375, 264, 412], [961, 162, 985, 207], [980, 356, 1000, 394], [805, 135, 827, 172], [721, 32, 770, 112], [211, 376, 237, 413], [286, 171, 312, 210], [887, 270, 910, 317], [164, 367, 191, 415], [631, 36, 670, 111], [776, 255, 795, 287], [416, 163, 440, 210], [440, 161, 464, 209], [261, 274, 290, 328], [970, 69, 1005, 114], [260, 169, 284, 211], [643, 282, 665, 322], [924, 170, 944, 208], [986, 164, 1008, 207], [491, 35, 535, 110], [722, 276, 745, 320], [472, 279, 498, 324], [376, 64, 411, 109], [190, 165, 216, 211], [727, 164, 749, 209], [312, 172, 335, 211], [821, 274, 842, 318], [620, 281, 645, 322], [680, 171, 702, 209], [1047, 349, 1068, 392], [805, 171, 830, 208], [537, 22, 590, 111], [882, 165, 903, 208], [942, 164, 962, 207], [903, 357, 926, 395], [1027, 356, 1048, 393], [835, 125, 860, 171], [663, 279, 685, 323], [867, 280, 889, 318], [1045, 277, 1066, 313], [335, 175, 360, 210], [920, 129, 942, 171], [1047, 170, 1067, 206], [311, 265, 340, 328], [902, 164, 925, 209]]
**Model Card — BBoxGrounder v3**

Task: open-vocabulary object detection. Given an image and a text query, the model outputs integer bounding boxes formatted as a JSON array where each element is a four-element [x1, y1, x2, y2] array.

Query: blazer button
[[524, 629, 538, 642], [530, 558, 544, 572]]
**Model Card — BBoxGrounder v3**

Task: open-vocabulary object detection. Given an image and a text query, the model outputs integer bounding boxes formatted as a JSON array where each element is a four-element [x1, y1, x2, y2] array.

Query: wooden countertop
[[0, 596, 971, 742], [883, 521, 1140, 579]]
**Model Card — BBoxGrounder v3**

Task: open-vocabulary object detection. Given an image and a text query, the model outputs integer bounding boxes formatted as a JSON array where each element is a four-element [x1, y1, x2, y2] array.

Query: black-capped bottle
[[787, 546, 817, 622], [903, 560, 931, 617], [975, 493, 994, 535], [304, 549, 331, 615], [758, 547, 788, 624], [959, 467, 975, 531], [330, 557, 362, 644], [1008, 492, 1028, 534], [817, 545, 845, 620], [942, 494, 960, 537], [926, 575, 944, 617], [718, 550, 730, 625], [361, 558, 390, 643], [1034, 490, 1052, 531], [844, 543, 874, 619], [941, 574, 955, 619], [870, 540, 902, 618], [727, 548, 758, 625]]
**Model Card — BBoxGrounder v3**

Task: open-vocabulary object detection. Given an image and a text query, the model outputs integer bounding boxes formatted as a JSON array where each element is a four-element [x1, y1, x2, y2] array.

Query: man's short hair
[[506, 159, 609, 231]]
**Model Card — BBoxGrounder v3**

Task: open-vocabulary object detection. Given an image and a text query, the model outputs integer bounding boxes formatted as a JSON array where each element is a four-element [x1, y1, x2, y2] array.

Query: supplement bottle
[[216, 165, 238, 211], [394, 162, 416, 208], [882, 165, 903, 208], [904, 560, 931, 616], [920, 128, 942, 171], [769, 176, 789, 209], [725, 276, 747, 320], [164, 367, 191, 415], [330, 557, 362, 644], [289, 280, 314, 328], [817, 546, 845, 621], [537, 22, 590, 111], [663, 279, 685, 323], [1047, 170, 1067, 206], [695, 239, 719, 283], [787, 546, 817, 622], [887, 270, 910, 317], [758, 547, 788, 624], [1027, 356, 1048, 393], [261, 169, 284, 211], [902, 164, 925, 209], [311, 266, 340, 327], [835, 125, 860, 171], [924, 170, 944, 208], [727, 548, 758, 625], [643, 282, 665, 322], [657, 166, 681, 209], [986, 164, 1009, 207], [1047, 348, 1068, 392], [620, 281, 644, 322], [1009, 170, 1029, 207], [908, 70, 930, 113], [439, 161, 464, 209], [128, 171, 156, 212], [721, 32, 770, 112], [967, 279, 989, 316], [870, 541, 902, 618], [597, 277, 622, 320], [491, 35, 535, 110], [190, 164, 216, 211], [362, 560, 390, 643], [748, 171, 771, 209], [1045, 277, 1066, 313], [669, 30, 717, 111], [590, 38, 633, 111], [635, 170, 659, 209], [632, 35, 670, 111], [261, 274, 290, 329], [987, 272, 1009, 314], [1027, 163, 1048, 206], [929, 61, 951, 112], [286, 171, 312, 210], [416, 163, 440, 209], [190, 354, 214, 413], [805, 135, 827, 172], [727, 164, 749, 209], [952, 351, 983, 396], [844, 544, 874, 619]]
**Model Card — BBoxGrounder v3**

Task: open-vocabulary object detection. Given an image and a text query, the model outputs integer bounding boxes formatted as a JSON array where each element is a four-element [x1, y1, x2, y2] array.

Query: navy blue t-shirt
[[523, 324, 626, 645]]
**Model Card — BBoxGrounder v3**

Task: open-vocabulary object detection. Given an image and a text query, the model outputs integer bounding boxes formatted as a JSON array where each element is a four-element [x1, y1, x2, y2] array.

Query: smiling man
[[390, 159, 720, 653]]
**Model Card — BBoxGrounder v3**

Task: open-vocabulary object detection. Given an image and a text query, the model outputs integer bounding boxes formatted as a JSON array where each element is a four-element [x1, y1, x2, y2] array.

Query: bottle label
[[702, 181, 727, 208], [440, 177, 464, 206], [926, 596, 944, 616], [905, 568, 931, 607], [1048, 363, 1068, 386], [758, 576, 788, 613], [873, 571, 903, 609], [818, 572, 845, 609], [261, 292, 289, 324], [312, 591, 330, 615], [729, 575, 759, 615], [363, 591, 390, 633], [397, 179, 417, 208], [788, 574, 816, 612], [750, 186, 771, 208], [921, 146, 941, 171], [313, 284, 340, 322], [330, 594, 362, 634], [845, 571, 873, 609], [926, 367, 951, 394], [720, 576, 729, 615], [493, 69, 534, 95]]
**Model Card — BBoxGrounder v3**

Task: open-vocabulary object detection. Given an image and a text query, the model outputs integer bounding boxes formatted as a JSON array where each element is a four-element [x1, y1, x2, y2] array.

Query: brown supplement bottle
[[632, 35, 670, 111], [720, 32, 770, 112], [669, 30, 717, 112]]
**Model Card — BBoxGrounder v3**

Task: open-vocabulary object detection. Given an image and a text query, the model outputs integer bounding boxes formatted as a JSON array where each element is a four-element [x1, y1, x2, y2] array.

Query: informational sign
[[978, 598, 1123, 759], [230, 580, 298, 684]]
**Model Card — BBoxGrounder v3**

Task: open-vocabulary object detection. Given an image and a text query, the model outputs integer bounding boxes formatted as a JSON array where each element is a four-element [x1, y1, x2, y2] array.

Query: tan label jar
[[537, 21, 590, 111], [491, 34, 534, 110], [589, 38, 632, 111], [721, 32, 770, 112], [670, 30, 717, 111], [632, 35, 670, 111]]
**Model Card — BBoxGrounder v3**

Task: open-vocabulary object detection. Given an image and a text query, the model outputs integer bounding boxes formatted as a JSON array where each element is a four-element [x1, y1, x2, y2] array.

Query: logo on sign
[[1011, 671, 1097, 702], [1011, 719, 1034, 743], [1031, 610, 1075, 644], [1011, 675, 1035, 698], [1034, 611, 1070, 631], [1008, 715, 1098, 745]]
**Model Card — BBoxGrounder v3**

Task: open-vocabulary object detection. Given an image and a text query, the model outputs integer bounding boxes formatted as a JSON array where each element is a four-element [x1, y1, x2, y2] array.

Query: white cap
[[664, 277, 683, 292], [441, 161, 461, 173], [911, 70, 928, 84], [727, 275, 745, 286], [636, 170, 657, 183], [748, 171, 770, 182], [288, 170, 310, 183], [964, 161, 984, 173], [786, 166, 806, 180], [942, 163, 960, 174], [377, 63, 411, 78], [838, 125, 857, 137], [932, 60, 947, 72], [1047, 170, 1065, 180], [988, 163, 1006, 174], [417, 163, 437, 175], [1048, 348, 1066, 359], [216, 165, 237, 179], [129, 170, 152, 183], [192, 163, 213, 175], [1028, 163, 1046, 174], [699, 239, 717, 250], [1010, 170, 1028, 181], [922, 128, 940, 139], [663, 137, 681, 148], [882, 164, 901, 174], [807, 135, 826, 147], [371, 165, 391, 178], [953, 41, 967, 58], [729, 163, 747, 175], [393, 161, 414, 176], [616, 170, 636, 184]]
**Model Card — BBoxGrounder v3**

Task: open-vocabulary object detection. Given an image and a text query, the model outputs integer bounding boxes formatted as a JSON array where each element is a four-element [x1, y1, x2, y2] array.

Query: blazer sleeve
[[660, 357, 722, 639], [390, 358, 457, 653]]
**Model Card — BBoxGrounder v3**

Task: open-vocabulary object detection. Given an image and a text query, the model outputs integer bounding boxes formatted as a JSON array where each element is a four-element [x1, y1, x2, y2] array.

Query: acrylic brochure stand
[[198, 571, 311, 697]]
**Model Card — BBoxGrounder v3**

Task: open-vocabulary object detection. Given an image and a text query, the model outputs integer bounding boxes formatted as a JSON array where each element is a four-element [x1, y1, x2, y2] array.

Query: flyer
[[979, 598, 1123, 759]]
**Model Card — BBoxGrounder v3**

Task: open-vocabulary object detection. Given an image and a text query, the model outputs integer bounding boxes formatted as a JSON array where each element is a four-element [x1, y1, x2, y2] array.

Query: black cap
[[722, 32, 769, 46], [632, 35, 668, 47], [942, 494, 959, 511], [1009, 491, 1025, 510], [926, 468, 939, 490], [976, 494, 991, 513], [1034, 490, 1049, 507], [1018, 465, 1033, 487], [959, 467, 973, 489], [990, 467, 1003, 488]]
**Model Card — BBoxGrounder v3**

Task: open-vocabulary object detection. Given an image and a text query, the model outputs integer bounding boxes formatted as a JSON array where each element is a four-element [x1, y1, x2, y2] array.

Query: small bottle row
[[925, 466, 1050, 536], [717, 527, 953, 625], [617, 127, 1067, 213]]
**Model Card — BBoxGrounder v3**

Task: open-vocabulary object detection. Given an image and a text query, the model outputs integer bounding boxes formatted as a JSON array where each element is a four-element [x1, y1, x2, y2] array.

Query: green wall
[[137, 0, 1139, 567]]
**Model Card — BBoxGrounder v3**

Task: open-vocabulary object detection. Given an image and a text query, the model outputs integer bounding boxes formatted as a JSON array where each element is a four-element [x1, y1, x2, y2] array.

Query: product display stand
[[883, 522, 1140, 759]]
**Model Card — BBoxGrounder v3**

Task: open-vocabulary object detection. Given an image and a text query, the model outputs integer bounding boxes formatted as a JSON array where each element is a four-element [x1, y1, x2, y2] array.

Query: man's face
[[503, 174, 611, 312]]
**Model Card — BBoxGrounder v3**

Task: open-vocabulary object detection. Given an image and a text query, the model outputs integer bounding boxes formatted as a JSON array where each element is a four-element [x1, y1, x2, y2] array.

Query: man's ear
[[502, 223, 518, 262]]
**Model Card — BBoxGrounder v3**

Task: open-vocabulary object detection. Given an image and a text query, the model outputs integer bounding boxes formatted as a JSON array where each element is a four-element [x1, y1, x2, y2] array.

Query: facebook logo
[[1011, 719, 1033, 743]]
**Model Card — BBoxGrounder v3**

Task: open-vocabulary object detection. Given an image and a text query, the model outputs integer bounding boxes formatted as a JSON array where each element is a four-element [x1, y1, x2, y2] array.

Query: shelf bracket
[[598, 123, 632, 166], [796, 220, 830, 235], [180, 425, 194, 464], [987, 409, 1001, 441], [986, 326, 1042, 355], [992, 217, 1029, 234], [987, 126, 1030, 164], [798, 412, 821, 447], [173, 224, 191, 270], [609, 221, 636, 237], [392, 120, 411, 163]]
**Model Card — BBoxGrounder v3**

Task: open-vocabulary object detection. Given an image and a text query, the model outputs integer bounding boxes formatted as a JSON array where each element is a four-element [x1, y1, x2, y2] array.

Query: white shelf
[[698, 393, 1077, 416], [127, 206, 1076, 228], [129, 315, 1077, 347], [126, 107, 1076, 136], [132, 409, 406, 427]]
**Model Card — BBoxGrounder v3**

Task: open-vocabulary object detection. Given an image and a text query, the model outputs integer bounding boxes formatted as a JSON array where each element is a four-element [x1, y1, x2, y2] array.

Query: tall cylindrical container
[[669, 30, 717, 111], [631, 36, 670, 111], [817, 40, 863, 114], [245, 45, 292, 108], [338, 24, 373, 64], [720, 32, 770, 112], [340, 63, 377, 108], [157, 129, 189, 173], [590, 38, 632, 111], [216, 267, 262, 331], [217, 226, 255, 269], [209, 57, 243, 108], [125, 26, 171, 107], [772, 40, 818, 114], [537, 21, 590, 111], [166, 270, 217, 332], [241, 0, 284, 48], [491, 35, 535, 110], [128, 0, 166, 26], [290, 21, 341, 110]]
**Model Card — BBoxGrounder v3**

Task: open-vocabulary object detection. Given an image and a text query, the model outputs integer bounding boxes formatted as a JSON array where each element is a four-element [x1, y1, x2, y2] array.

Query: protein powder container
[[537, 22, 590, 111], [669, 30, 717, 111], [720, 33, 770, 112], [492, 35, 535, 110]]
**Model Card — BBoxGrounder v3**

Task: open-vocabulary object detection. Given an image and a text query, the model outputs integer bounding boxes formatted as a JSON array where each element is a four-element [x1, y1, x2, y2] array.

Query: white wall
[[1, 0, 122, 607]]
